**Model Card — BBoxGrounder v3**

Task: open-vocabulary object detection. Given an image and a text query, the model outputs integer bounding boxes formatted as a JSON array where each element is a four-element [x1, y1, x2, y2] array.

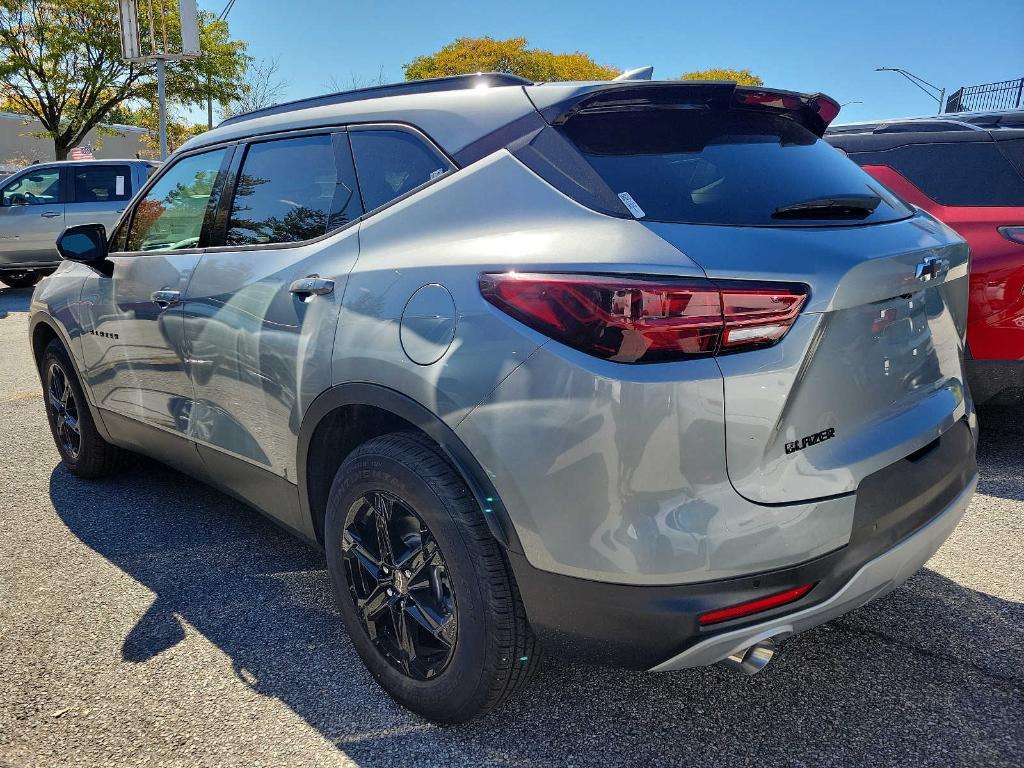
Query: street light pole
[[157, 58, 167, 159], [875, 67, 946, 114]]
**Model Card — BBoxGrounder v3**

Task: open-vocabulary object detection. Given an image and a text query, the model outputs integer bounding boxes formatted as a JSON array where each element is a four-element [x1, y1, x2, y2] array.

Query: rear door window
[[72, 165, 132, 203], [562, 109, 912, 226], [226, 133, 362, 246], [349, 129, 450, 212], [850, 141, 1024, 206]]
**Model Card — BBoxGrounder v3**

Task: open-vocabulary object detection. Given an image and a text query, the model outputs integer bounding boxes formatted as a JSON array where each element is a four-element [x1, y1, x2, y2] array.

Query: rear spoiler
[[528, 81, 841, 137]]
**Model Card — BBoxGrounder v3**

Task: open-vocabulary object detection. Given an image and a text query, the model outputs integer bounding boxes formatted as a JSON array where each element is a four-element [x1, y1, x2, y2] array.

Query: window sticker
[[617, 191, 645, 219], [115, 175, 125, 196]]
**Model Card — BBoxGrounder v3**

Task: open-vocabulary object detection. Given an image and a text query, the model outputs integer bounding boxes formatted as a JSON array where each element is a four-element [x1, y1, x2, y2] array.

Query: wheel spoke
[[404, 597, 455, 649], [345, 529, 382, 580], [396, 527, 438, 579], [392, 603, 417, 670], [59, 380, 71, 408], [359, 583, 392, 621], [64, 413, 80, 436], [372, 493, 395, 566]]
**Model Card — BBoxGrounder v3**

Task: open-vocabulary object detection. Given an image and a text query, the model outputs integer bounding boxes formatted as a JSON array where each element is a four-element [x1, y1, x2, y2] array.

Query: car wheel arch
[[298, 382, 521, 554], [30, 313, 115, 444]]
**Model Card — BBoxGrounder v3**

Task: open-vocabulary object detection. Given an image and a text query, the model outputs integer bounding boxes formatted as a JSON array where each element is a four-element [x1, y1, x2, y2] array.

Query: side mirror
[[56, 223, 108, 264]]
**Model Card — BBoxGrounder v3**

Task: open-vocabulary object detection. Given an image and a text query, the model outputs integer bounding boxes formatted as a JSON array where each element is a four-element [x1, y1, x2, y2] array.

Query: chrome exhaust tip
[[717, 639, 776, 675]]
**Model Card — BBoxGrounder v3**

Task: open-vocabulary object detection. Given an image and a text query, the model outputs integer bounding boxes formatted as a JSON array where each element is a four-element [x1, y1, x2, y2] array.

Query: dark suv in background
[[827, 112, 1024, 404]]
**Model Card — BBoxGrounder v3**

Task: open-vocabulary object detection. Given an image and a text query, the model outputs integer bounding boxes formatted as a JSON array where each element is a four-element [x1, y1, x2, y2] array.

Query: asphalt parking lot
[[1, 284, 1022, 768]]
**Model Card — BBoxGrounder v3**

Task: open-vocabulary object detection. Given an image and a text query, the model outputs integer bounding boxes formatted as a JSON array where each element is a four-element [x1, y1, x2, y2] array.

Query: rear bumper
[[651, 471, 976, 670], [508, 419, 977, 670]]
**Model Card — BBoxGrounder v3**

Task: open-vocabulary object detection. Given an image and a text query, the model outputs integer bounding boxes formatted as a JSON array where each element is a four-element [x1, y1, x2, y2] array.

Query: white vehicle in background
[[0, 159, 156, 288]]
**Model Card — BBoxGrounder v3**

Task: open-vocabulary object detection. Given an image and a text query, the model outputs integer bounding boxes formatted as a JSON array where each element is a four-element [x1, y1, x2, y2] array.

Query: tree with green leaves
[[404, 37, 619, 82], [0, 0, 248, 160], [678, 68, 763, 86]]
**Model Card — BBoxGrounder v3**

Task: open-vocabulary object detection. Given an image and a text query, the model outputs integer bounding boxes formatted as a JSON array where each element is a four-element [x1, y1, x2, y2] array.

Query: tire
[[0, 271, 41, 289], [41, 339, 126, 478], [325, 431, 539, 723]]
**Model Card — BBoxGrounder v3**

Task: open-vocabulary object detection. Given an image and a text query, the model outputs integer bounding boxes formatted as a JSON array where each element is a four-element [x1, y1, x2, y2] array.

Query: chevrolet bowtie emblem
[[915, 255, 950, 283]]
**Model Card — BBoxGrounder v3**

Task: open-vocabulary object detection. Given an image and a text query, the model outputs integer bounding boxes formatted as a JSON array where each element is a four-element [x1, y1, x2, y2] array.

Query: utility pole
[[875, 67, 946, 114]]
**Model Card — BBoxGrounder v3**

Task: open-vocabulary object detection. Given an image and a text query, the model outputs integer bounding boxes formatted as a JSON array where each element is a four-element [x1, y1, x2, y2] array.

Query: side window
[[854, 142, 1024, 206], [125, 148, 227, 252], [72, 165, 132, 203], [349, 129, 450, 212], [226, 133, 361, 246], [1, 168, 61, 206]]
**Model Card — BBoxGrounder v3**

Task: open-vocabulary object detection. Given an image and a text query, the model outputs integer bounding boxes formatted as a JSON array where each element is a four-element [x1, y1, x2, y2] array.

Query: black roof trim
[[218, 72, 534, 128]]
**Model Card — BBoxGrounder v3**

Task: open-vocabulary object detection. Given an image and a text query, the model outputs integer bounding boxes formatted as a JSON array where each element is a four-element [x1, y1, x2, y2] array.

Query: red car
[[827, 112, 1024, 404]]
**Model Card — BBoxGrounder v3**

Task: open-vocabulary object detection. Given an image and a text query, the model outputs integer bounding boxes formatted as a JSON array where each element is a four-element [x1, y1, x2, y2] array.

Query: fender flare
[[297, 382, 523, 553]]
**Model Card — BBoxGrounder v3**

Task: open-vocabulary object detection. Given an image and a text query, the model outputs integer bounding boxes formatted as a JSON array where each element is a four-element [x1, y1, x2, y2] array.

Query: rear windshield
[[562, 109, 913, 226]]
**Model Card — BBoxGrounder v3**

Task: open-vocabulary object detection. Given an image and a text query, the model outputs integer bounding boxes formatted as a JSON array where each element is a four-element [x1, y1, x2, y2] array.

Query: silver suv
[[30, 74, 978, 723], [0, 159, 156, 288]]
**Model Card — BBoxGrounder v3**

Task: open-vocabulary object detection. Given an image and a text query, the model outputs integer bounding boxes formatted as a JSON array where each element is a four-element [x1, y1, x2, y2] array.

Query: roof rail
[[218, 72, 534, 128], [827, 116, 987, 135]]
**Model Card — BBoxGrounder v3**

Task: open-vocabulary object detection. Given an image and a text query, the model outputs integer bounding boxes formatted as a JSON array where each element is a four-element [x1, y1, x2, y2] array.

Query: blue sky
[[200, 0, 1024, 124]]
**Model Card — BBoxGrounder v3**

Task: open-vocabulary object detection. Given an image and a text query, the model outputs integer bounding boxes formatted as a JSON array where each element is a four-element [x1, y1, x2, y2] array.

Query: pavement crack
[[832, 619, 1024, 692]]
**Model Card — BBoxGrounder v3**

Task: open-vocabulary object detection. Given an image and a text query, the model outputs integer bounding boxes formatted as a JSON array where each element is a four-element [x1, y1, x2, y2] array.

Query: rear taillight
[[479, 273, 807, 363]]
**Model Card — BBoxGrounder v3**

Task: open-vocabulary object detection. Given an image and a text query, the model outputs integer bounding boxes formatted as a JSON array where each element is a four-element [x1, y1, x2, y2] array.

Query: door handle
[[41, 211, 61, 218], [151, 289, 181, 308], [289, 276, 335, 297]]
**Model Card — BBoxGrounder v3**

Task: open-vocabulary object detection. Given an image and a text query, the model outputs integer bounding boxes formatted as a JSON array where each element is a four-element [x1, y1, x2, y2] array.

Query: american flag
[[69, 145, 94, 161]]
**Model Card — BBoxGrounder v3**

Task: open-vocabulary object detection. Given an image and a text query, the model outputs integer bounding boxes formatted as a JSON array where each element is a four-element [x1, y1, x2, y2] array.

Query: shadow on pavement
[[976, 404, 1024, 502], [50, 452, 1023, 768]]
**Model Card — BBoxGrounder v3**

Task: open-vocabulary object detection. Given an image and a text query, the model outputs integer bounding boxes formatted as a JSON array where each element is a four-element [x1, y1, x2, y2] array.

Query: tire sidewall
[[325, 446, 493, 721], [0, 272, 41, 289]]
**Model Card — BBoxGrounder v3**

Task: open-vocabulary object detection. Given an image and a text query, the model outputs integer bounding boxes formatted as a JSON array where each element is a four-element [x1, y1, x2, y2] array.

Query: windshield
[[562, 109, 912, 226]]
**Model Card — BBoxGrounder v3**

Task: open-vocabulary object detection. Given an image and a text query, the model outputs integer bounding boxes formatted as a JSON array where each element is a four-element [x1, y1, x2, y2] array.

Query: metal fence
[[945, 78, 1024, 113]]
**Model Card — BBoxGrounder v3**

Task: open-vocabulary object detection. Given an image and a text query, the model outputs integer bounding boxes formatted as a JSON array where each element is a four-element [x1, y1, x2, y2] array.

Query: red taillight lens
[[480, 273, 807, 363], [734, 89, 840, 130], [720, 286, 808, 349], [698, 583, 816, 627]]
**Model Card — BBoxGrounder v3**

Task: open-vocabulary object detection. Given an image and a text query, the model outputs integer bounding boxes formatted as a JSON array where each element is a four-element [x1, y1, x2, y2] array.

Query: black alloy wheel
[[342, 490, 458, 680], [46, 361, 82, 460]]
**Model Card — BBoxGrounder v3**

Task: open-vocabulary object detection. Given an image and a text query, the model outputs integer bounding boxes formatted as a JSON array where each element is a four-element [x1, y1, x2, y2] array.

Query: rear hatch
[[549, 84, 971, 504]]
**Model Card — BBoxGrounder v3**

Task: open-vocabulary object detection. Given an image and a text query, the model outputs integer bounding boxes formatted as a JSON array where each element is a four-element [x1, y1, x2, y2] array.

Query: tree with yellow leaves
[[678, 68, 763, 86], [404, 37, 619, 82]]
